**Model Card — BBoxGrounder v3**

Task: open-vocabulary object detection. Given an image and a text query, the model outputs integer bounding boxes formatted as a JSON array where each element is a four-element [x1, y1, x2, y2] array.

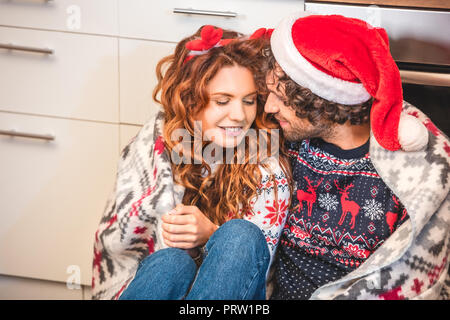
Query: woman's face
[[195, 64, 258, 148]]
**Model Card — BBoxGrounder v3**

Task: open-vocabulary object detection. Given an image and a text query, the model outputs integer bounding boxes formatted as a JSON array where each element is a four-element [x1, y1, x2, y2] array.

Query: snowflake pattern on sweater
[[238, 163, 291, 269]]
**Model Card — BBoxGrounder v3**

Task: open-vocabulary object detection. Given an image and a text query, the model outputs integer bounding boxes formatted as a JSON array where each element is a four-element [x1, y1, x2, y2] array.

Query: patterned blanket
[[92, 111, 184, 299], [92, 102, 449, 300]]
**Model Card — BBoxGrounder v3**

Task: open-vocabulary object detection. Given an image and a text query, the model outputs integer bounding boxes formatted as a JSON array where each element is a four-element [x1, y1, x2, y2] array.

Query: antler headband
[[184, 25, 273, 63]]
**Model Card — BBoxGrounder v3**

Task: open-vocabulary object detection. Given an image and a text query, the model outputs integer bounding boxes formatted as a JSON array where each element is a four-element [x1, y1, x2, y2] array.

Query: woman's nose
[[228, 102, 246, 122]]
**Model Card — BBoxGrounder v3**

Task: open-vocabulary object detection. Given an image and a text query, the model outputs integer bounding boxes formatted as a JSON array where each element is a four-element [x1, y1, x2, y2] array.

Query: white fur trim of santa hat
[[270, 12, 372, 105], [270, 12, 428, 152]]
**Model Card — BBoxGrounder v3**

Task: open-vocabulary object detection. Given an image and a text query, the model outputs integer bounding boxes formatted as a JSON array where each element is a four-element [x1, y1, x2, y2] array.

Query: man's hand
[[161, 204, 218, 249]]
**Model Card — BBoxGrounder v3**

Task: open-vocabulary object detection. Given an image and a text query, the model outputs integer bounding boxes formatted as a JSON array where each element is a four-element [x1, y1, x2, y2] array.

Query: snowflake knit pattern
[[270, 138, 409, 300]]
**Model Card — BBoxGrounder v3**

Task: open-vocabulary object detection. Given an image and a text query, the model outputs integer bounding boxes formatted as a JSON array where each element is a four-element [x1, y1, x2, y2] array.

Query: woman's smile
[[219, 126, 244, 137]]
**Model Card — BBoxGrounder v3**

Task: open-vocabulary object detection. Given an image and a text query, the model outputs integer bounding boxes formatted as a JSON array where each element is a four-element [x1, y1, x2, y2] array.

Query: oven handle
[[400, 70, 450, 87]]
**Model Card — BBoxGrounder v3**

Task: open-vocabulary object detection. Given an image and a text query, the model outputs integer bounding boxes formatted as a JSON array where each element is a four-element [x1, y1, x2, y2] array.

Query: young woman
[[92, 25, 292, 300]]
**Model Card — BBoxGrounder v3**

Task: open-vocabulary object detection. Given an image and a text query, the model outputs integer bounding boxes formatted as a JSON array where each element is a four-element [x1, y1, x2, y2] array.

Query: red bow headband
[[184, 25, 273, 63]]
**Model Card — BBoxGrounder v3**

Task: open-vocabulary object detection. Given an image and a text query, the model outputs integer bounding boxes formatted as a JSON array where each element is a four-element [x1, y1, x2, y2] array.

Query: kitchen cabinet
[[119, 38, 174, 126], [305, 1, 450, 10], [0, 0, 118, 36], [0, 274, 84, 300], [0, 0, 306, 299], [0, 112, 118, 286], [0, 27, 119, 123], [119, 0, 304, 42]]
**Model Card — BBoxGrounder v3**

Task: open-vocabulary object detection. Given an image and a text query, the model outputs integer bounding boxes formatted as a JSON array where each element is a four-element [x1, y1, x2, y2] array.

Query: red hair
[[153, 26, 292, 225]]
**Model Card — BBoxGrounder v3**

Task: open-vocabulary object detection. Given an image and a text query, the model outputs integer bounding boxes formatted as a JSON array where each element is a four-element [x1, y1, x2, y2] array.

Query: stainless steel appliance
[[304, 1, 450, 136]]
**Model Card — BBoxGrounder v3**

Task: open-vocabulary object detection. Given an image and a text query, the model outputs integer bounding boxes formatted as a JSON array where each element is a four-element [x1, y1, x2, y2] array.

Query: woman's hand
[[161, 204, 218, 249]]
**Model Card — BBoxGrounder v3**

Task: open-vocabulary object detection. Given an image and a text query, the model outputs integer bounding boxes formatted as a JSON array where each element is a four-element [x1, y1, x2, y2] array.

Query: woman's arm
[[160, 159, 291, 268]]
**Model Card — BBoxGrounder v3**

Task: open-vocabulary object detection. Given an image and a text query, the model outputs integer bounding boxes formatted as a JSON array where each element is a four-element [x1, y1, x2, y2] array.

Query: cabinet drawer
[[119, 38, 174, 125], [119, 0, 305, 42], [0, 274, 84, 300], [0, 112, 119, 286], [0, 27, 119, 123], [0, 0, 118, 36]]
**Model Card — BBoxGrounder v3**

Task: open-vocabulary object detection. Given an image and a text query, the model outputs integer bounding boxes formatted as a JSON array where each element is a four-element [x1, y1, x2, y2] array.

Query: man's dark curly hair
[[266, 49, 372, 126]]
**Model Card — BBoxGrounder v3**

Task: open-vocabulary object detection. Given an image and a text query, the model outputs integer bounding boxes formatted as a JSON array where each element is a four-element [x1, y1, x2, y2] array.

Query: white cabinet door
[[0, 275, 84, 300], [119, 0, 305, 42], [0, 27, 119, 123], [120, 124, 143, 153], [0, 112, 119, 286], [0, 0, 118, 36], [119, 38, 174, 125]]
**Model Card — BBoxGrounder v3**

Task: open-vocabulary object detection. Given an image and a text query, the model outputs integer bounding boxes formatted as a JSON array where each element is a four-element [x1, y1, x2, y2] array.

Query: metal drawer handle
[[0, 129, 55, 141], [8, 0, 54, 2], [0, 43, 54, 55], [173, 8, 237, 18], [400, 70, 450, 87]]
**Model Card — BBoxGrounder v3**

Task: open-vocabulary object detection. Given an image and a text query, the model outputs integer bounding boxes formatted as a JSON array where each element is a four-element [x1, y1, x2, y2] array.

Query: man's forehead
[[267, 61, 286, 83], [273, 61, 285, 76], [265, 69, 277, 86], [266, 71, 286, 97]]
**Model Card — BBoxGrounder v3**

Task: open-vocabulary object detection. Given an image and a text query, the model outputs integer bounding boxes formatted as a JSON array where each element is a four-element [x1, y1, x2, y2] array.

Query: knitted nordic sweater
[[91, 111, 290, 300], [270, 138, 409, 299], [277, 102, 449, 300]]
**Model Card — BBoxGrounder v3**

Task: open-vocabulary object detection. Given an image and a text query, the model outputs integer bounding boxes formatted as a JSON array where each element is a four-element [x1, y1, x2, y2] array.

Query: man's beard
[[282, 118, 333, 142]]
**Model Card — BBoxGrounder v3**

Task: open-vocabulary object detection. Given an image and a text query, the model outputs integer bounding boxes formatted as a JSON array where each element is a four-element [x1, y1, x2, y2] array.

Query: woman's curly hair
[[266, 50, 372, 126], [153, 26, 292, 225]]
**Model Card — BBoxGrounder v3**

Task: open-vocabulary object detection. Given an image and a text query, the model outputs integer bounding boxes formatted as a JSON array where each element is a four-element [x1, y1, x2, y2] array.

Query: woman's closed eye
[[212, 93, 256, 106], [214, 99, 230, 106], [215, 99, 255, 106]]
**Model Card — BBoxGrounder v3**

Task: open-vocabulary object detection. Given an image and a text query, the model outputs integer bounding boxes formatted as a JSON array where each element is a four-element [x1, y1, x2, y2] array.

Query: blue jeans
[[119, 219, 270, 300]]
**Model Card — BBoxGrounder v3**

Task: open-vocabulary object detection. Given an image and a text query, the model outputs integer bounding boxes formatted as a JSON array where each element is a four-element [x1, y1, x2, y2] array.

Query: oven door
[[305, 0, 450, 10], [400, 64, 450, 137], [304, 2, 450, 136]]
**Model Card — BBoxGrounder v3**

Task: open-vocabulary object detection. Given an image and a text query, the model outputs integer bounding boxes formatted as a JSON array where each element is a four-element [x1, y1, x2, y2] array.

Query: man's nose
[[264, 93, 280, 114]]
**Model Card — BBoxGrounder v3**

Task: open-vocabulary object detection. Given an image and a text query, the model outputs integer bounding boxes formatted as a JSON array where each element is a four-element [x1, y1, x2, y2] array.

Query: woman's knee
[[215, 219, 265, 243], [209, 219, 269, 261], [120, 248, 197, 300], [138, 247, 197, 276]]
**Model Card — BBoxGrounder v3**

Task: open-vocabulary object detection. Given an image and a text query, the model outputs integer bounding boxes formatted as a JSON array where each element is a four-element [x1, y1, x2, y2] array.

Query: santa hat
[[270, 13, 428, 151]]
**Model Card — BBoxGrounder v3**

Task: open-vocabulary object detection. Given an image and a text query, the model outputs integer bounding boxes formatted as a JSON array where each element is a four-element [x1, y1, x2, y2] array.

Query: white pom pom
[[398, 113, 428, 152]]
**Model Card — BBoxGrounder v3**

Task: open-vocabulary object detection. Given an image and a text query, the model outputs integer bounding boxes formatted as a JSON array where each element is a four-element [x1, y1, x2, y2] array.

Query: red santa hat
[[270, 12, 428, 151]]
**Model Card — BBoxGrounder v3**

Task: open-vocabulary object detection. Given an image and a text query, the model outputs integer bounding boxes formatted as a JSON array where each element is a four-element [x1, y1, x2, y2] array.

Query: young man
[[265, 13, 449, 300]]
